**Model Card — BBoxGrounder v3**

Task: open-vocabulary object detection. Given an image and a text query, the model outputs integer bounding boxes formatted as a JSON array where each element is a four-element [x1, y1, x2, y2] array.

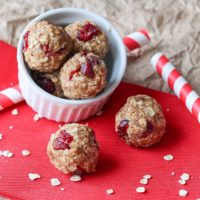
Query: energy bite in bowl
[[31, 71, 64, 97], [47, 123, 99, 174], [65, 20, 109, 58], [115, 95, 166, 147], [60, 52, 107, 99], [23, 20, 72, 72]]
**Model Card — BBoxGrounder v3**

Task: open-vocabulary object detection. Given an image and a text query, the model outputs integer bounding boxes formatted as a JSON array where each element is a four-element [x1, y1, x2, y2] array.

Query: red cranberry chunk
[[81, 59, 95, 78], [23, 31, 30, 52], [117, 119, 129, 137], [140, 121, 154, 138], [53, 130, 73, 150], [33, 74, 56, 94], [77, 23, 101, 41], [69, 67, 81, 80]]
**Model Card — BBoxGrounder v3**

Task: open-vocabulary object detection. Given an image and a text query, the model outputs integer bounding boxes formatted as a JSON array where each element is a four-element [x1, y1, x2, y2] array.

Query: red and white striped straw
[[151, 52, 200, 123], [0, 85, 24, 111], [123, 29, 150, 52]]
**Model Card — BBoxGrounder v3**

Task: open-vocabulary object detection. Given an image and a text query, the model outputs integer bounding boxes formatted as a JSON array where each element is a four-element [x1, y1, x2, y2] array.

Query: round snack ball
[[23, 20, 72, 72], [65, 20, 109, 58], [31, 70, 64, 97], [115, 95, 166, 147], [60, 52, 107, 99], [47, 123, 99, 174]]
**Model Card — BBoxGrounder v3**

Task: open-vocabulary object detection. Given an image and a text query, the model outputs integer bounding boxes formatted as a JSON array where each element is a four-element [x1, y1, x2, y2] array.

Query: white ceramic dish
[[17, 8, 127, 122]]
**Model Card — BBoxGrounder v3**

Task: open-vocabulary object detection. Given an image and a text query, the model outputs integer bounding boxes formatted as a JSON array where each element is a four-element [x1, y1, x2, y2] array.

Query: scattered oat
[[143, 175, 152, 179], [21, 150, 30, 156], [136, 186, 146, 193], [51, 178, 61, 186], [28, 173, 41, 180], [10, 82, 13, 86], [166, 108, 170, 112], [0, 150, 14, 157], [11, 108, 19, 115], [33, 113, 42, 121], [0, 133, 3, 140], [58, 124, 62, 128], [61, 187, 65, 191], [9, 126, 13, 130], [106, 189, 114, 195], [163, 154, 174, 161], [140, 178, 148, 185], [96, 110, 103, 116], [4, 151, 13, 157], [171, 172, 175, 176], [180, 173, 190, 181], [178, 179, 186, 185], [179, 189, 188, 198], [70, 175, 82, 182]]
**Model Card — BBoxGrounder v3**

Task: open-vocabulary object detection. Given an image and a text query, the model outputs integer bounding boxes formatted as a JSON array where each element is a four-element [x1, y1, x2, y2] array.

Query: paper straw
[[123, 29, 150, 52], [151, 52, 200, 123], [0, 85, 24, 111]]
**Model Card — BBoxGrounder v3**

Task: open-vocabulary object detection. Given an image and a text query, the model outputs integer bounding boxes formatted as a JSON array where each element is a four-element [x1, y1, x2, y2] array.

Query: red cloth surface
[[0, 41, 200, 200]]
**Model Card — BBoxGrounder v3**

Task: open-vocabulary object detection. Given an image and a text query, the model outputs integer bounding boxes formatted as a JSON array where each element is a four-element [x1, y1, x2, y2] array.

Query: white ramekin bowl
[[17, 8, 127, 122]]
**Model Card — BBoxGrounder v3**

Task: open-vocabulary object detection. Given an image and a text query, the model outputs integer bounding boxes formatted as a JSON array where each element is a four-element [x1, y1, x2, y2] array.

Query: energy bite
[[47, 123, 99, 174], [65, 21, 109, 58], [115, 95, 166, 147], [23, 20, 72, 72], [60, 52, 107, 99], [31, 71, 64, 97]]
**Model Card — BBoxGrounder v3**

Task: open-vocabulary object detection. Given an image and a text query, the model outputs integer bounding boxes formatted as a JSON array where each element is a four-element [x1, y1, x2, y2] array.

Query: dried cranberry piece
[[69, 66, 81, 80], [77, 23, 101, 41], [81, 59, 95, 78], [33, 73, 56, 94], [140, 121, 154, 138], [23, 31, 30, 52], [117, 119, 129, 137], [53, 130, 73, 150]]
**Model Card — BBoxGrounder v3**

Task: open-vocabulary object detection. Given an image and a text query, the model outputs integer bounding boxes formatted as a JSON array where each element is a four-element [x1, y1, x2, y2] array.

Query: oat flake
[[163, 154, 174, 161], [11, 108, 19, 115], [28, 173, 41, 180], [21, 150, 30, 156], [70, 175, 82, 182], [106, 189, 114, 195], [180, 173, 190, 181], [136, 186, 146, 193], [51, 178, 61, 186], [179, 189, 188, 198]]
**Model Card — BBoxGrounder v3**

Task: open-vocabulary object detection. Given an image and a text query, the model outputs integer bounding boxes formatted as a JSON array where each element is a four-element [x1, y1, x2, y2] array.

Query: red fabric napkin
[[0, 41, 200, 200]]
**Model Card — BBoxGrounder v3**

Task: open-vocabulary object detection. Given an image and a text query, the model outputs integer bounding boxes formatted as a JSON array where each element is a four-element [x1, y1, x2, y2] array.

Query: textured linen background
[[0, 0, 200, 93]]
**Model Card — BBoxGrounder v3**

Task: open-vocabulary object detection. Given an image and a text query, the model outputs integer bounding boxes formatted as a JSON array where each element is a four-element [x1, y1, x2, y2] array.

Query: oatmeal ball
[[65, 21, 109, 58], [31, 70, 64, 97], [47, 123, 99, 174], [115, 95, 166, 147], [60, 52, 107, 99], [23, 20, 72, 72]]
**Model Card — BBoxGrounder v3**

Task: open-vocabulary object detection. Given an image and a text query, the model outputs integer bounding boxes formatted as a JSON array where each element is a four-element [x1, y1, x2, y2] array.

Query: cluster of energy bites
[[23, 20, 109, 100], [23, 20, 166, 178]]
